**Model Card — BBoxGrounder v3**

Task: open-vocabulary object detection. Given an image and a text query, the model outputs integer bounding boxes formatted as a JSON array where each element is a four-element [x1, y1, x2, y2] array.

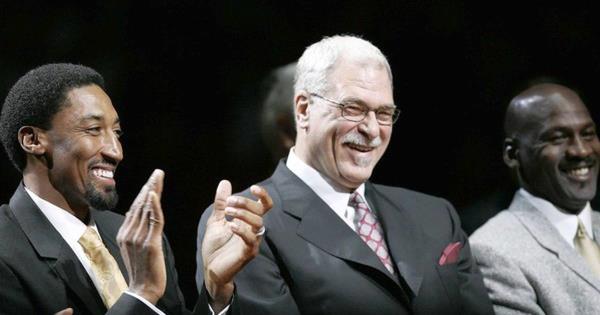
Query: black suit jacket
[[0, 184, 210, 315], [196, 162, 493, 315]]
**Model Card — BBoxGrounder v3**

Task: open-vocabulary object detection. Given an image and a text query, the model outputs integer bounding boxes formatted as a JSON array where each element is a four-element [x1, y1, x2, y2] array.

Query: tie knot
[[79, 227, 103, 250], [577, 219, 589, 239], [349, 191, 366, 206]]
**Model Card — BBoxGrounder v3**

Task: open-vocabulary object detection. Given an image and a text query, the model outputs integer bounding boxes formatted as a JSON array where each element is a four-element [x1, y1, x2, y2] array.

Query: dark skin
[[503, 83, 600, 214], [20, 84, 273, 312]]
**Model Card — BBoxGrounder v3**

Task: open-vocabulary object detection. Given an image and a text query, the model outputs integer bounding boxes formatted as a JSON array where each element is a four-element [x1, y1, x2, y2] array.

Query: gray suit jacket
[[470, 192, 600, 315]]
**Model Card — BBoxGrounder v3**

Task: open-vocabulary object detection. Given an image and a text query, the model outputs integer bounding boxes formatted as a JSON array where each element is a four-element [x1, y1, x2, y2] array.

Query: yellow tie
[[574, 219, 600, 278], [78, 227, 128, 308]]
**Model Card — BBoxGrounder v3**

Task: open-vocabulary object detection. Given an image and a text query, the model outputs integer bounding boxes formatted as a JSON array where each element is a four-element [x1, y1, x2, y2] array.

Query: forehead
[[52, 84, 118, 126], [523, 94, 593, 135], [327, 57, 394, 104]]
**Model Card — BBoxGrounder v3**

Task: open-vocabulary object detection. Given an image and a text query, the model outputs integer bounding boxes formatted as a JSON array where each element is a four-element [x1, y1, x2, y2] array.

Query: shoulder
[[371, 183, 451, 209]]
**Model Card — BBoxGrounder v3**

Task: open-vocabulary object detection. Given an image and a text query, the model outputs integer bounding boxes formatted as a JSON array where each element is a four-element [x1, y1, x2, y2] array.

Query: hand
[[116, 169, 166, 305], [202, 180, 273, 311], [54, 308, 73, 315]]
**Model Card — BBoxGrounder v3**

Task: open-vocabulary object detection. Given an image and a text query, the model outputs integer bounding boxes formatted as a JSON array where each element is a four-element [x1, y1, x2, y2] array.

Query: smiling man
[[197, 35, 493, 315], [0, 63, 263, 315], [470, 83, 600, 315]]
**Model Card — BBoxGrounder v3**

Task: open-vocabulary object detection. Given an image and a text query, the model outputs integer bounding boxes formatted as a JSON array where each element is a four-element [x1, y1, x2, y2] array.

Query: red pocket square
[[438, 242, 462, 265]]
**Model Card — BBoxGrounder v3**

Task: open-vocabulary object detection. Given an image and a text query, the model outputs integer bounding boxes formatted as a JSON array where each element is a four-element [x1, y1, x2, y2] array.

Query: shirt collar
[[286, 148, 366, 217], [518, 188, 593, 245], [24, 186, 97, 243]]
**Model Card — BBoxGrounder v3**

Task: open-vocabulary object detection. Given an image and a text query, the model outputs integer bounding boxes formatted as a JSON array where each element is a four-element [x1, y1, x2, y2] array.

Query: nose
[[357, 111, 381, 140], [567, 135, 592, 158], [102, 131, 123, 163]]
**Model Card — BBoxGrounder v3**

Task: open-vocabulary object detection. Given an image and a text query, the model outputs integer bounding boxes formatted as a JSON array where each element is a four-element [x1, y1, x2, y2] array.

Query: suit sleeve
[[471, 242, 545, 315], [444, 200, 495, 315], [196, 205, 301, 315], [0, 258, 36, 315]]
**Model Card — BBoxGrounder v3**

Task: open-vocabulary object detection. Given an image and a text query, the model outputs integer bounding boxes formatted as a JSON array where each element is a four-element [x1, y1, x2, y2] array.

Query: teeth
[[92, 169, 114, 179], [569, 167, 589, 177]]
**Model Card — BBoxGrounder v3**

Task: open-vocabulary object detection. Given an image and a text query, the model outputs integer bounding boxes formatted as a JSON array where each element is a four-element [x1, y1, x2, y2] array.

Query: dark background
[[2, 1, 600, 307]]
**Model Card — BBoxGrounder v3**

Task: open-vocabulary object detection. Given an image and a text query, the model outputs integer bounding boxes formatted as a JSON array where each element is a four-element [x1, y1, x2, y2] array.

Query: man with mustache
[[197, 35, 493, 315], [0, 63, 271, 315], [470, 83, 600, 314]]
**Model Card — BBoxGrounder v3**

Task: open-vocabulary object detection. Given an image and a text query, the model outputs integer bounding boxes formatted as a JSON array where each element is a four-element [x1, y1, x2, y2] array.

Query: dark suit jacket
[[0, 184, 211, 315], [196, 162, 493, 315]]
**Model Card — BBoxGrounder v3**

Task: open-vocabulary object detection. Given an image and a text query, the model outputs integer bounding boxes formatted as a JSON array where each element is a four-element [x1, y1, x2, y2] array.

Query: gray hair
[[294, 35, 393, 96]]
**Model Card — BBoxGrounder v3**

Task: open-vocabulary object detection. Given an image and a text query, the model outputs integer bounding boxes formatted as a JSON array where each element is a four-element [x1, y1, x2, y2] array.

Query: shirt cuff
[[125, 291, 166, 315]]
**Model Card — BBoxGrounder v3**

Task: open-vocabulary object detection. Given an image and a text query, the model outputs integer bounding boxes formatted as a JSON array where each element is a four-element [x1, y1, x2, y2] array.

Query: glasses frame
[[309, 93, 400, 126]]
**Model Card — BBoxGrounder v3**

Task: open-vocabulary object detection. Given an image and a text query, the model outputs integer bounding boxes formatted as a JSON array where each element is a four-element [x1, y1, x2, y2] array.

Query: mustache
[[560, 156, 597, 168], [88, 158, 118, 169], [341, 132, 382, 148]]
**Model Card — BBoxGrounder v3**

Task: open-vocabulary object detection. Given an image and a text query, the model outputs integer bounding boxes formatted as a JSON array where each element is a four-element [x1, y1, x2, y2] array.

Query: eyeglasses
[[309, 93, 400, 126]]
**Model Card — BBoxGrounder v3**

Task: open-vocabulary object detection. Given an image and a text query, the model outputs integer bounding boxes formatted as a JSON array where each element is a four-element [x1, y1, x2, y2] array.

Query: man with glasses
[[196, 35, 493, 315]]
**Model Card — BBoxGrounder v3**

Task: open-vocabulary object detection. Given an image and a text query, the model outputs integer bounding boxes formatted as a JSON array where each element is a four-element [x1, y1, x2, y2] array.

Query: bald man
[[470, 83, 600, 315]]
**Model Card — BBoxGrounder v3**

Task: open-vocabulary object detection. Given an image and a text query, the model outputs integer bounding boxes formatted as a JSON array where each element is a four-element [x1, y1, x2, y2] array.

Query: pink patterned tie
[[349, 192, 394, 274]]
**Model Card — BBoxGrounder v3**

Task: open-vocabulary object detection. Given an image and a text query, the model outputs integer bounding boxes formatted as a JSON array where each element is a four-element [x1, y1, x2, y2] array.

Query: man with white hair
[[197, 35, 493, 315]]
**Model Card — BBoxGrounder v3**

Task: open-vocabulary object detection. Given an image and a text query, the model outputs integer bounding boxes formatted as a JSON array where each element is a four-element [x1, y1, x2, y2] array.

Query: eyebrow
[[340, 96, 397, 109], [79, 114, 121, 124]]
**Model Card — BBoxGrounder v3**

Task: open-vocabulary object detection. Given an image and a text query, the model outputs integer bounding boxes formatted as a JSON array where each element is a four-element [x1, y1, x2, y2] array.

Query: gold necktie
[[78, 227, 128, 308], [574, 219, 600, 278]]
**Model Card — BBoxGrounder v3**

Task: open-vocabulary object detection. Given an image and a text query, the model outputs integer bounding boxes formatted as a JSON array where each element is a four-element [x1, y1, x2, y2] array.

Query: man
[[470, 83, 600, 314], [0, 63, 271, 314], [197, 35, 493, 315], [259, 62, 297, 162]]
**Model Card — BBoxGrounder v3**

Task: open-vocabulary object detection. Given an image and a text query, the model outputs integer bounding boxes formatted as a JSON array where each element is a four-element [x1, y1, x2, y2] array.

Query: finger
[[118, 182, 150, 244], [148, 169, 165, 201], [226, 195, 265, 216], [251, 185, 273, 214], [132, 190, 154, 245], [212, 180, 232, 220], [224, 207, 263, 232], [147, 191, 164, 242], [228, 219, 258, 245]]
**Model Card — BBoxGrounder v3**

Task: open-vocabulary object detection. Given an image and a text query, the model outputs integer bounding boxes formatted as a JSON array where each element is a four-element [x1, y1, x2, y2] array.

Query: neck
[[23, 168, 89, 222]]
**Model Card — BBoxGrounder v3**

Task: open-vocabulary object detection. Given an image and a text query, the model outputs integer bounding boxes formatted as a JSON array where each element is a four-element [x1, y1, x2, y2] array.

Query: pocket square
[[438, 241, 462, 266]]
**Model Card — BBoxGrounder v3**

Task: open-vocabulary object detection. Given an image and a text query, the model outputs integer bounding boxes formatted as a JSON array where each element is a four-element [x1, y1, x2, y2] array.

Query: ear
[[18, 126, 47, 156], [503, 137, 519, 169], [294, 91, 311, 130]]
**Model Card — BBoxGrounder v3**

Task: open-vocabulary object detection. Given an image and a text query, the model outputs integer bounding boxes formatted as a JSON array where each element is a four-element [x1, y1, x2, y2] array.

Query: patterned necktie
[[78, 227, 128, 308], [574, 218, 600, 277], [349, 192, 394, 274]]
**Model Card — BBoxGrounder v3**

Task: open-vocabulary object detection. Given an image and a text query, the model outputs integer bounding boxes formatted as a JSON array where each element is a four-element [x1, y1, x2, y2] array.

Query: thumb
[[212, 180, 232, 220]]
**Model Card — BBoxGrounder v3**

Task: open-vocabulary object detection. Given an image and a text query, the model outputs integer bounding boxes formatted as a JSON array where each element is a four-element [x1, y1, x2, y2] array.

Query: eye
[[548, 133, 568, 144], [114, 128, 124, 138], [342, 103, 366, 116], [86, 127, 102, 135], [582, 128, 598, 141]]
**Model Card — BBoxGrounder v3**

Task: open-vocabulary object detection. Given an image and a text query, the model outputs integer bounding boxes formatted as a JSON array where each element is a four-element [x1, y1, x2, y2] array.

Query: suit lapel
[[271, 163, 410, 291], [366, 183, 424, 297], [9, 184, 105, 315], [511, 194, 600, 293]]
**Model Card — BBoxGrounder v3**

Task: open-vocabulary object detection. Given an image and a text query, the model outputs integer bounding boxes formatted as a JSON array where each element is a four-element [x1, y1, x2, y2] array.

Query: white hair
[[294, 35, 393, 96]]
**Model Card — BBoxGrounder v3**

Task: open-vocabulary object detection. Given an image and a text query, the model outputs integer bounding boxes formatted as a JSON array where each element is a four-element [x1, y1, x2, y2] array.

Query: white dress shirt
[[24, 187, 164, 314], [286, 148, 371, 231], [519, 188, 594, 247]]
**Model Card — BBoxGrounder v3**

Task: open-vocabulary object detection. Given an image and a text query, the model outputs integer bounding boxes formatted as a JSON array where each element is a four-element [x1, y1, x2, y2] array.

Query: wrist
[[206, 280, 234, 311]]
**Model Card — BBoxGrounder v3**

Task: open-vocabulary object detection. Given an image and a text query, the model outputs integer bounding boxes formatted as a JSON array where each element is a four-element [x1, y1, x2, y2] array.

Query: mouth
[[90, 165, 116, 185], [345, 143, 376, 153], [561, 162, 596, 182]]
